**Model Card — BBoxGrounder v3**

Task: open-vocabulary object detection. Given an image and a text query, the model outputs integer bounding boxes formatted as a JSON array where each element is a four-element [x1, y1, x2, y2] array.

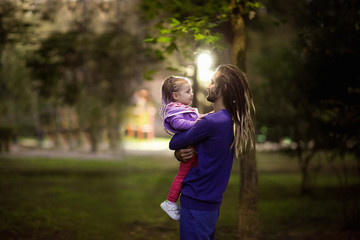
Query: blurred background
[[0, 0, 359, 158], [0, 0, 359, 239]]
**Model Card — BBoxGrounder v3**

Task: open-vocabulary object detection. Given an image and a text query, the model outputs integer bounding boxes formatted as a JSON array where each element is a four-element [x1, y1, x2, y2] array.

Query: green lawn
[[0, 152, 359, 240]]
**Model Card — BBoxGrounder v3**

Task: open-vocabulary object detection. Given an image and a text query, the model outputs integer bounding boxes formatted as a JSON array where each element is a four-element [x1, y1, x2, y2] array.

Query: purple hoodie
[[169, 109, 235, 211], [163, 102, 200, 134]]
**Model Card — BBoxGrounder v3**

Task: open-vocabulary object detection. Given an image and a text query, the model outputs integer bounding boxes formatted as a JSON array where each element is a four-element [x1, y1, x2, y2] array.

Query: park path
[[0, 139, 173, 160], [1, 139, 281, 160]]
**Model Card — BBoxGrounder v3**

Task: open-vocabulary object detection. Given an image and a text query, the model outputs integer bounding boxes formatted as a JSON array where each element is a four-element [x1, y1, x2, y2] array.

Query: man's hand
[[174, 147, 195, 163]]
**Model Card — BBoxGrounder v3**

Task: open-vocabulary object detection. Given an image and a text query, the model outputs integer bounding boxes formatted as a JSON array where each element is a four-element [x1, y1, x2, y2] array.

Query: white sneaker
[[160, 200, 180, 221]]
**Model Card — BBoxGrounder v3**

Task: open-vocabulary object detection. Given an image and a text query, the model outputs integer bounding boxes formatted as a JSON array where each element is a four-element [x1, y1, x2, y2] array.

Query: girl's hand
[[196, 110, 214, 122]]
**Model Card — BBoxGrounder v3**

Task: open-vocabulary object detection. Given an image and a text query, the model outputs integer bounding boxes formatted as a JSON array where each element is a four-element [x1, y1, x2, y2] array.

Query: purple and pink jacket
[[163, 102, 200, 202], [163, 102, 200, 134]]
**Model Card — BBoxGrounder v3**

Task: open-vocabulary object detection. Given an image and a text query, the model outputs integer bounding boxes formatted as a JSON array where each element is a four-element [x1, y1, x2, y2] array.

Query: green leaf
[[165, 42, 178, 53], [143, 38, 157, 43], [170, 18, 181, 27], [207, 23, 218, 28], [166, 66, 181, 72], [190, 27, 200, 34], [154, 50, 164, 60], [144, 69, 157, 81], [194, 33, 205, 41], [157, 36, 172, 43], [160, 29, 171, 34], [180, 27, 188, 33]]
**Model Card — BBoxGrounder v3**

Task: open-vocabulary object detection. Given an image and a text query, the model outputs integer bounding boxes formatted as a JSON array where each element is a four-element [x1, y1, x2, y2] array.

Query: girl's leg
[[167, 159, 193, 202], [161, 154, 197, 220]]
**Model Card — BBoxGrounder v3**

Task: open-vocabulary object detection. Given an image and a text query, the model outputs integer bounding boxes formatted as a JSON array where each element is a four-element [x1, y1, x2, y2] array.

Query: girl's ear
[[172, 92, 178, 101]]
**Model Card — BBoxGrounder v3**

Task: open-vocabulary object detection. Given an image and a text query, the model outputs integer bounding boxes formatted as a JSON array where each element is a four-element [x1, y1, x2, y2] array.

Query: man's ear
[[219, 83, 227, 96]]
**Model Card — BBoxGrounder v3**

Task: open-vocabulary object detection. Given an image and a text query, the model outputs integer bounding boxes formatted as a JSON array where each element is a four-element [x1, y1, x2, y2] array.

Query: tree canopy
[[250, 0, 360, 195]]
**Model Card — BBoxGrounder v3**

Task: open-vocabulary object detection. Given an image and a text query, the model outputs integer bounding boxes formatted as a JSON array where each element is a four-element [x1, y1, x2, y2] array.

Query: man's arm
[[174, 147, 195, 163]]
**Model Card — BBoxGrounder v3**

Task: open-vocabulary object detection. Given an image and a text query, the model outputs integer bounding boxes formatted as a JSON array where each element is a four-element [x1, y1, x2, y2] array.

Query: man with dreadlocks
[[169, 64, 255, 240]]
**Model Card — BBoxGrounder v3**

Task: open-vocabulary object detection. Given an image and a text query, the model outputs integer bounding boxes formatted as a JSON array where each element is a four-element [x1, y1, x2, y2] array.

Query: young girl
[[160, 76, 200, 221]]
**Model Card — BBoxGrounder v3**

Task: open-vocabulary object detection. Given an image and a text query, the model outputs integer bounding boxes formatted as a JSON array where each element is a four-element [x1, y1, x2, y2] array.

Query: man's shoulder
[[199, 110, 231, 131], [205, 109, 231, 122]]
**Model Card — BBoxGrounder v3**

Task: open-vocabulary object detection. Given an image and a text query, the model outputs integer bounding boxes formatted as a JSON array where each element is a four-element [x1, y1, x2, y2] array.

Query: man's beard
[[206, 91, 218, 103]]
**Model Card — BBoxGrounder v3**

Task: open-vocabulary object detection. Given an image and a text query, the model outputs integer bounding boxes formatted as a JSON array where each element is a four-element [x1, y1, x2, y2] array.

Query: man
[[169, 64, 255, 240]]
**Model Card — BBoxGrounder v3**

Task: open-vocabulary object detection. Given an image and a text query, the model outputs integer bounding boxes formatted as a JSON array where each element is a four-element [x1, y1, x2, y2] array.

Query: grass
[[0, 152, 359, 240]]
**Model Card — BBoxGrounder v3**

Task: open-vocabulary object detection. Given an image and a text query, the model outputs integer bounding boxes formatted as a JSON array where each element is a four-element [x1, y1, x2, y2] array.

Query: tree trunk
[[230, 1, 259, 239], [230, 0, 247, 71], [239, 149, 259, 240], [299, 155, 312, 195], [297, 145, 316, 195], [192, 64, 198, 108], [89, 126, 98, 153]]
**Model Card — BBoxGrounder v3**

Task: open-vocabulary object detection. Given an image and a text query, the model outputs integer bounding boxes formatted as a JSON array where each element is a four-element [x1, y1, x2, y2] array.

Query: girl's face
[[172, 82, 193, 105]]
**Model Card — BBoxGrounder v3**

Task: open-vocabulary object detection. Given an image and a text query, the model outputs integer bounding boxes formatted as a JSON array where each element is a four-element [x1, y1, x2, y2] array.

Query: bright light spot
[[197, 52, 213, 68], [196, 51, 214, 85]]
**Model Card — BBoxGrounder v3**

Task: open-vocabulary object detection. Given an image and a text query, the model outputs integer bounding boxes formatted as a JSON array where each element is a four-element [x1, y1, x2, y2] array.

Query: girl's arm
[[167, 114, 197, 131], [169, 117, 209, 150]]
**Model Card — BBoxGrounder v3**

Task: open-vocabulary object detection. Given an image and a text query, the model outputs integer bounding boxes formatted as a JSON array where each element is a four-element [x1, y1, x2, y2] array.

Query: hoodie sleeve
[[169, 117, 209, 150], [166, 114, 197, 131]]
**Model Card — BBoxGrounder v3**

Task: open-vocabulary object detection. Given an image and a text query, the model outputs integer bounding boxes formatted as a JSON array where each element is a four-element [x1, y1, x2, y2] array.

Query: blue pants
[[180, 206, 220, 240]]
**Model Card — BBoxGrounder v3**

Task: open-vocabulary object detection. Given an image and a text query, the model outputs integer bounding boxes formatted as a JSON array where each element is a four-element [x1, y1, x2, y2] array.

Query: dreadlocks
[[215, 64, 255, 158]]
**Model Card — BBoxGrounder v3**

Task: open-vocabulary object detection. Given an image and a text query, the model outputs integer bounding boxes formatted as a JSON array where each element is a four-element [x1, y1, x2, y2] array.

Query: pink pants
[[168, 155, 198, 202]]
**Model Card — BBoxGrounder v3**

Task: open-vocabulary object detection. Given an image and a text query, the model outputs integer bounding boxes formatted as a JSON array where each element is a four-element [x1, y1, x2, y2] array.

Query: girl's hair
[[160, 76, 190, 120], [215, 64, 256, 158]]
